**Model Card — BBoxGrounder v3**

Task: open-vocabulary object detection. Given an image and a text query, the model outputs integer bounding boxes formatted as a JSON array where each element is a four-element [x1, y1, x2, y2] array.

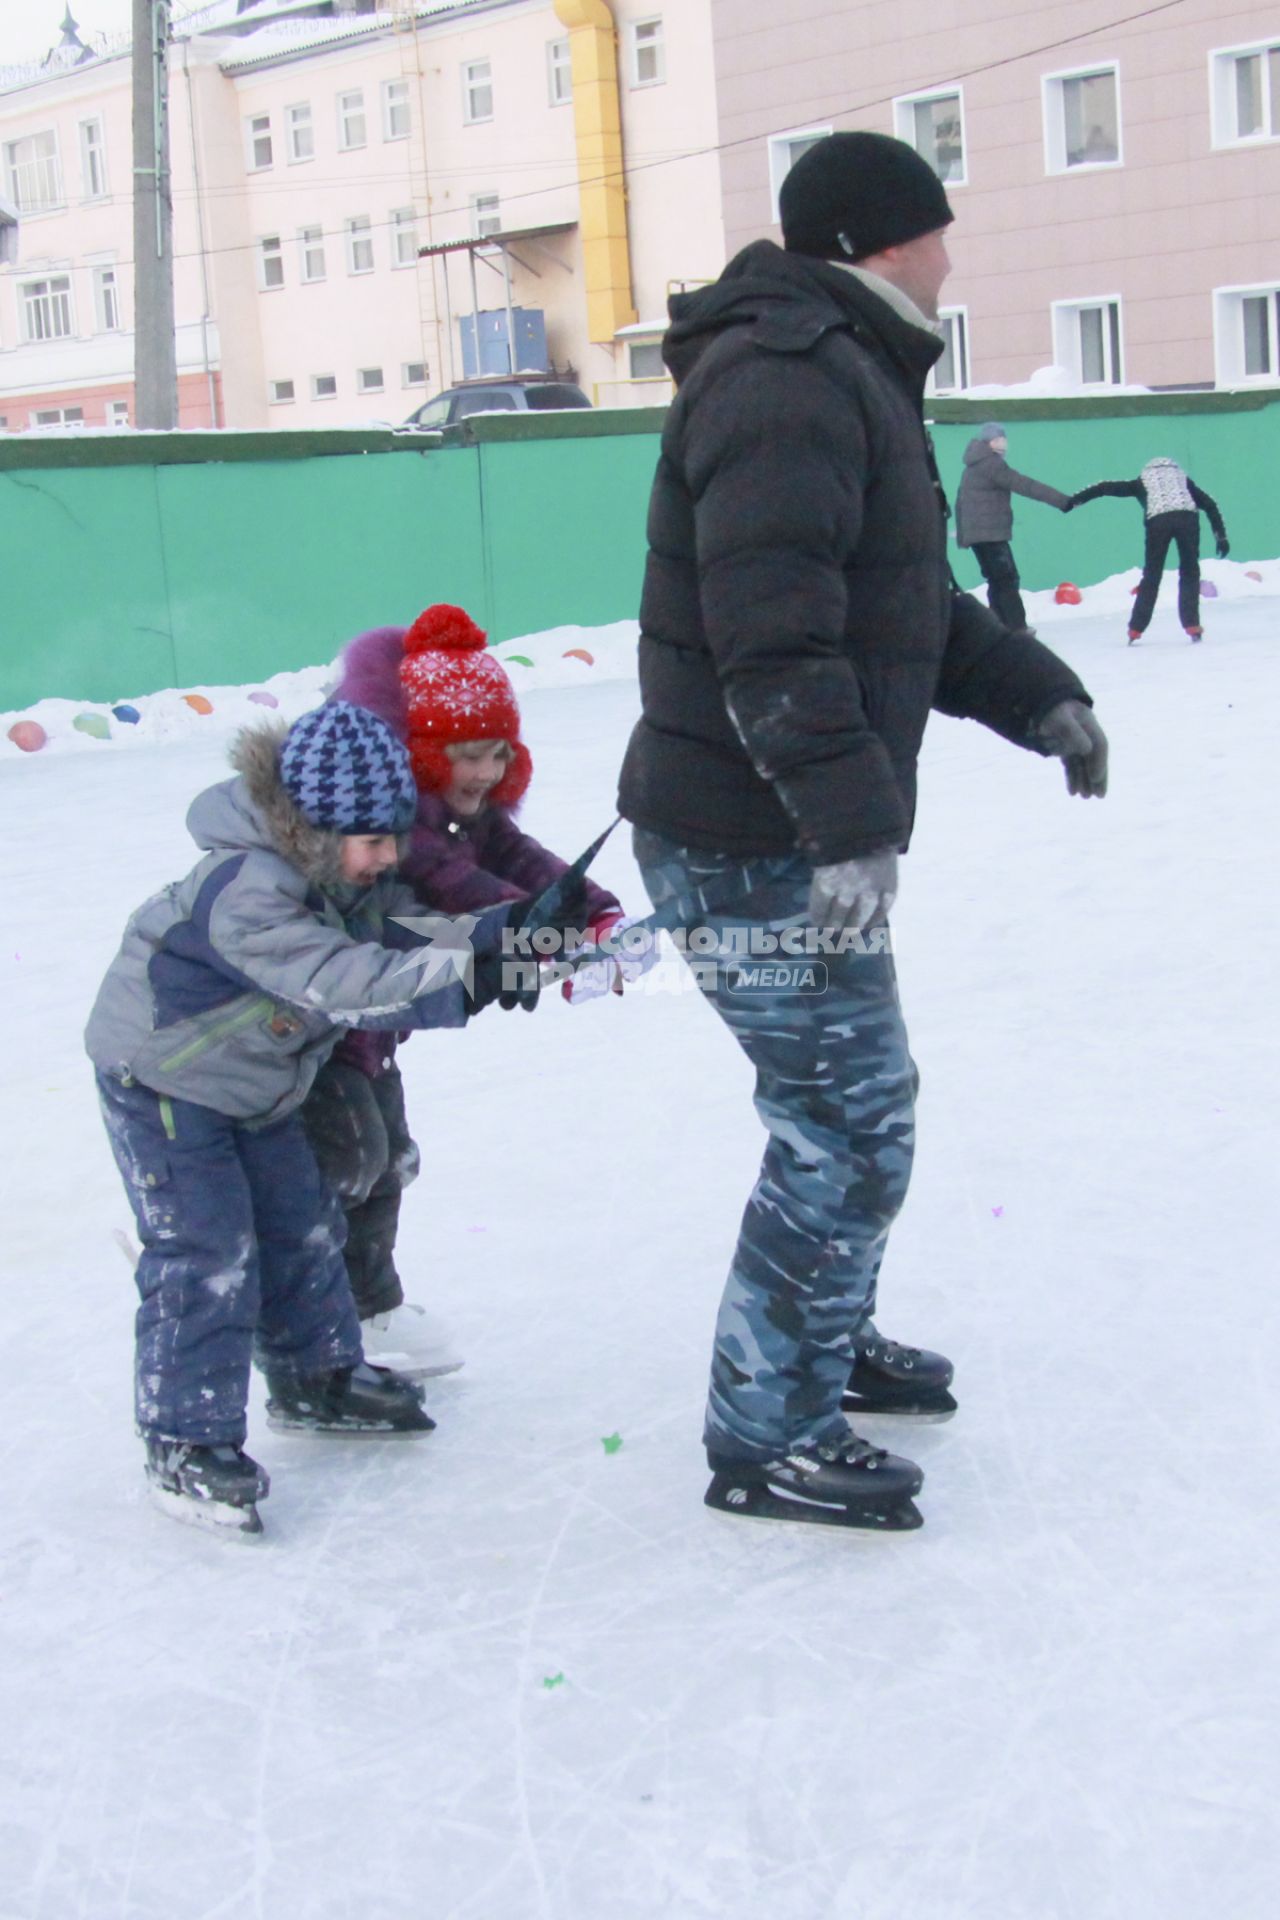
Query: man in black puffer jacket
[[617, 132, 1110, 1535]]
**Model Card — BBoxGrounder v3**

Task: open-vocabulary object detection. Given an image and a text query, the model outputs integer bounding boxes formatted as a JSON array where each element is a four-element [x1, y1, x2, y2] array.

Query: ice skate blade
[[365, 1354, 464, 1381], [147, 1482, 264, 1537], [705, 1478, 923, 1532], [265, 1411, 436, 1436], [841, 1389, 957, 1422]]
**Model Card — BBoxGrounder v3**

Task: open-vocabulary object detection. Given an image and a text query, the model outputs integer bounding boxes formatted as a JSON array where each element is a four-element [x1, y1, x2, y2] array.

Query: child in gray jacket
[[954, 422, 1071, 631], [86, 701, 521, 1537]]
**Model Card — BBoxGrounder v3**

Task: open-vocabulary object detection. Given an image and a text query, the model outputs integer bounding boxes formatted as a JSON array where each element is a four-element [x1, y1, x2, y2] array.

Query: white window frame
[[285, 102, 314, 165], [547, 37, 572, 107], [1213, 282, 1280, 385], [19, 273, 74, 343], [268, 379, 295, 405], [766, 126, 832, 224], [402, 361, 429, 388], [108, 400, 130, 427], [337, 88, 366, 151], [928, 307, 970, 393], [311, 373, 338, 401], [390, 207, 419, 268], [462, 59, 493, 125], [629, 17, 665, 88], [258, 234, 285, 291], [1043, 64, 1123, 173], [356, 367, 385, 395], [92, 263, 121, 332], [1209, 41, 1280, 147], [382, 78, 411, 141], [246, 113, 273, 172], [470, 191, 501, 239], [4, 130, 64, 214], [628, 339, 666, 380], [1052, 296, 1125, 386], [30, 405, 84, 427], [298, 225, 326, 283], [893, 86, 966, 186], [79, 117, 108, 199], [345, 216, 374, 275]]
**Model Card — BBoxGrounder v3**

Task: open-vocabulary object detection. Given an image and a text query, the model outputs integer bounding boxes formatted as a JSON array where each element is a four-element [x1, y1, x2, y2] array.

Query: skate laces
[[864, 1338, 920, 1369], [815, 1433, 888, 1468]]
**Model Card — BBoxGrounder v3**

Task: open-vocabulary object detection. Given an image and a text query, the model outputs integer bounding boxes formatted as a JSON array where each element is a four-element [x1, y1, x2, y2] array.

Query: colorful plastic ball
[[111, 703, 141, 724], [73, 711, 112, 740], [183, 693, 214, 715], [247, 690, 279, 708], [1246, 569, 1262, 582], [6, 720, 47, 753], [1201, 580, 1218, 598], [1054, 582, 1083, 605], [563, 648, 595, 666], [501, 654, 534, 667]]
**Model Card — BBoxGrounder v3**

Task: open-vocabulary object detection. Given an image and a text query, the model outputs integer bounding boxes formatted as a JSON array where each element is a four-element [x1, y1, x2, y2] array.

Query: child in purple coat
[[302, 603, 634, 1375]]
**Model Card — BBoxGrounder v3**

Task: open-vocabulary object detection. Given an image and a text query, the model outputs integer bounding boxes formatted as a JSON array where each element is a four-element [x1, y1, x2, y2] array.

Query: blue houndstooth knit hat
[[279, 700, 419, 834]]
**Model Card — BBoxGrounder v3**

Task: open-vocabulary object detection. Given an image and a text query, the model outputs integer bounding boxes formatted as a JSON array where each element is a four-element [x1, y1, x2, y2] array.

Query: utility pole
[[132, 0, 176, 428]]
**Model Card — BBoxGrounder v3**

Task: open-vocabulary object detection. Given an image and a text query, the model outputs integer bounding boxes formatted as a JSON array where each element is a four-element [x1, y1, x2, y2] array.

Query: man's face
[[882, 227, 952, 321]]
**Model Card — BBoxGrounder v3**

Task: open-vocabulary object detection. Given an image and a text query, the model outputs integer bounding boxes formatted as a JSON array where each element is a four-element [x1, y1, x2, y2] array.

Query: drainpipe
[[180, 40, 219, 426], [552, 0, 636, 342]]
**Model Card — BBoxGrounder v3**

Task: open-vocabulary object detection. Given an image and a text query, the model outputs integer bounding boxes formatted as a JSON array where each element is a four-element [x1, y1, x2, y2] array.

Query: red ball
[[1054, 582, 1083, 605], [7, 720, 48, 753]]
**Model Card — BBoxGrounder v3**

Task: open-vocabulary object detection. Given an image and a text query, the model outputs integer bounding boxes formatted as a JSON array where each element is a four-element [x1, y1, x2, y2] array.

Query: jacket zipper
[[156, 994, 274, 1073]]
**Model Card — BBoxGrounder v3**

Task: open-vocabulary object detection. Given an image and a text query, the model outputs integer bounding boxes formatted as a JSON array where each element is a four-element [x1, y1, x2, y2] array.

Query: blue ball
[[111, 704, 141, 724]]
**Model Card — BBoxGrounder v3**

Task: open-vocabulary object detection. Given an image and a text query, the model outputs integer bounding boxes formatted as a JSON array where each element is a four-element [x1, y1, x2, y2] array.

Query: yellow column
[[553, 0, 637, 341]]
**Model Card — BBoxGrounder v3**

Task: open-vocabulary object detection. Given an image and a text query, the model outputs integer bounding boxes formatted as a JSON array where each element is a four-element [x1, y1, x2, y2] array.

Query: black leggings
[[1131, 510, 1201, 633], [969, 540, 1027, 632]]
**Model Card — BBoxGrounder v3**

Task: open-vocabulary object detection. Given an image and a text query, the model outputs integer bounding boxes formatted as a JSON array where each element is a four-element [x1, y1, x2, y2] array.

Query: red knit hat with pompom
[[399, 603, 532, 808]]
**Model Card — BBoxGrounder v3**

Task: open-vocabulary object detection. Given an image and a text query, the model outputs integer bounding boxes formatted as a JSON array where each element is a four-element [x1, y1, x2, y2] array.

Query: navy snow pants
[[634, 832, 918, 1466], [97, 1073, 363, 1445]]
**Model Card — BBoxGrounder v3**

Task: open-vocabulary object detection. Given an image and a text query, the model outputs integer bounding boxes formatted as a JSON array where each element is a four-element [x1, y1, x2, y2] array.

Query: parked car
[[402, 373, 592, 429]]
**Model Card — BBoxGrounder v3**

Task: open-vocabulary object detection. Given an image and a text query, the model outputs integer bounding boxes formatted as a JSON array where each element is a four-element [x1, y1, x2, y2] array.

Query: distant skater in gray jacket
[[954, 422, 1071, 631]]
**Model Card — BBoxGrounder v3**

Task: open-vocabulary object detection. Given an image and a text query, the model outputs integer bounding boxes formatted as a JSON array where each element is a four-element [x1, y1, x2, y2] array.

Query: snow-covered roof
[[211, 3, 500, 75]]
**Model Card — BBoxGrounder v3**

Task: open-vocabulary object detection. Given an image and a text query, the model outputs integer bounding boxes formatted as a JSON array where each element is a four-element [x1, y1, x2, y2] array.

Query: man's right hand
[[807, 850, 898, 934]]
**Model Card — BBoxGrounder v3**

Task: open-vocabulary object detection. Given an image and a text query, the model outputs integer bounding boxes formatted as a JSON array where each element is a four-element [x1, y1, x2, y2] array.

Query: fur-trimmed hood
[[185, 720, 347, 887]]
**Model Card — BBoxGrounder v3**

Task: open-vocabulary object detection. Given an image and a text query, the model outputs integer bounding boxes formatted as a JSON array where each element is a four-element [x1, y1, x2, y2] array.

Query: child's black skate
[[842, 1336, 957, 1419], [705, 1431, 924, 1532], [144, 1437, 269, 1536], [265, 1360, 436, 1434]]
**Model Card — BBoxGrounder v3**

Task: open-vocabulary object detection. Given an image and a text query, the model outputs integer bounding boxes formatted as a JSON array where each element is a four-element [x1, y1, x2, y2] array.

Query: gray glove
[[1037, 699, 1109, 798], [807, 850, 898, 934]]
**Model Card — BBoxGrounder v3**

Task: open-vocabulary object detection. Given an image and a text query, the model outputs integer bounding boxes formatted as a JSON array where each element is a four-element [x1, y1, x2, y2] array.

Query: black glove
[[1061, 498, 1075, 513], [469, 947, 540, 1014], [1037, 699, 1109, 798], [1216, 536, 1230, 559]]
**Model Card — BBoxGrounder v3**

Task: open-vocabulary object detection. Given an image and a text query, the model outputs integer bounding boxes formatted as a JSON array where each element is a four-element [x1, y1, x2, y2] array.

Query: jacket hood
[[336, 625, 411, 741], [963, 438, 1003, 468], [185, 721, 347, 887], [662, 239, 942, 387]]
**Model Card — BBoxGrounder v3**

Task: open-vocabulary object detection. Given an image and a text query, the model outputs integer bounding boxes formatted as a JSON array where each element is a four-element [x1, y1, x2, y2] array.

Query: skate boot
[[842, 1335, 957, 1419], [265, 1360, 436, 1434], [358, 1302, 463, 1379], [1126, 628, 1141, 645], [144, 1436, 269, 1537], [705, 1431, 924, 1531], [1184, 626, 1203, 642]]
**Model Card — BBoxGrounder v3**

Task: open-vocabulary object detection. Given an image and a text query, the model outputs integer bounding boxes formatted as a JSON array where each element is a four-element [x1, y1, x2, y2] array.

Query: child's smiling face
[[338, 833, 400, 886], [445, 739, 513, 815]]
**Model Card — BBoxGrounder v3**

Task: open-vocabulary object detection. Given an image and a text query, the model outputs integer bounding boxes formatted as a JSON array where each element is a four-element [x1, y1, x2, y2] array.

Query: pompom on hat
[[399, 603, 532, 808], [279, 700, 418, 834]]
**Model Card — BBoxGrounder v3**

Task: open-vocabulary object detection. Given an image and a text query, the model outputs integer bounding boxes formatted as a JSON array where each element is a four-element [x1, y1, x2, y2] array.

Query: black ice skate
[[705, 1431, 924, 1532], [841, 1336, 957, 1420], [144, 1437, 269, 1537], [265, 1360, 436, 1434]]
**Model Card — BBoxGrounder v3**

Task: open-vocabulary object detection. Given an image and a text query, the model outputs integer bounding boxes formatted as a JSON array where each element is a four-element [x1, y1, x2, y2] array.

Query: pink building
[[709, 0, 1280, 393]]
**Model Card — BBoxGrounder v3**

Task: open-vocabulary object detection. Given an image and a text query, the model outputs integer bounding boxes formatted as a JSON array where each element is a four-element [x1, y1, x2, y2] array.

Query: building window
[[269, 380, 295, 405], [929, 309, 969, 392], [108, 400, 130, 426], [357, 367, 385, 394], [628, 340, 665, 379], [4, 131, 64, 213], [629, 17, 665, 87], [31, 406, 84, 426], [345, 216, 374, 274], [894, 89, 965, 184], [20, 275, 73, 342], [1214, 284, 1280, 383], [403, 361, 428, 387], [337, 89, 366, 151], [383, 79, 410, 141], [259, 235, 285, 290], [79, 118, 108, 198], [1053, 298, 1123, 385], [1044, 66, 1121, 171], [93, 265, 121, 332], [286, 103, 314, 164], [246, 113, 273, 171], [463, 59, 493, 124], [312, 373, 338, 400], [470, 192, 501, 238], [391, 207, 418, 267], [299, 225, 326, 283], [766, 126, 832, 223], [547, 37, 572, 106], [1210, 42, 1280, 145]]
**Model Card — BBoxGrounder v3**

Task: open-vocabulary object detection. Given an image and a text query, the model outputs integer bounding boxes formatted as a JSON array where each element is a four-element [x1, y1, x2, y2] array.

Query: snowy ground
[[2, 579, 1278, 1919]]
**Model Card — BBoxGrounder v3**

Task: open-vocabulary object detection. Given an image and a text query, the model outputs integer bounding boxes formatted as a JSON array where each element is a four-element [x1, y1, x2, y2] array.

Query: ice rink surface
[[2, 590, 1277, 1918]]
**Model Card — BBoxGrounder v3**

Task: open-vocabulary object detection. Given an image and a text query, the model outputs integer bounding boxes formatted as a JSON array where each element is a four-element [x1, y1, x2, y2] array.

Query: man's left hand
[[1037, 699, 1109, 798]]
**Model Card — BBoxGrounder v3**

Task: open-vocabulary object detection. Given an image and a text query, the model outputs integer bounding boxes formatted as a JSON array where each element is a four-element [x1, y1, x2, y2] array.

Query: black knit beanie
[[780, 131, 954, 262]]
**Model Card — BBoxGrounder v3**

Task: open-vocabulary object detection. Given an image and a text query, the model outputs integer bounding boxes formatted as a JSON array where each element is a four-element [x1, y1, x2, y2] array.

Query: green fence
[[1, 391, 1276, 710]]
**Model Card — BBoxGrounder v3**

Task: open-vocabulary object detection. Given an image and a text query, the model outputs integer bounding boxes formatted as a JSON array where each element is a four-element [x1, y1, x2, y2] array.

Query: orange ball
[[183, 693, 214, 715]]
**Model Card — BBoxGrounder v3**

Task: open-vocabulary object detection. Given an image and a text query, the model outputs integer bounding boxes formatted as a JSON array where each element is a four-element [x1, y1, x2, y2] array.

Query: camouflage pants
[[634, 830, 918, 1464]]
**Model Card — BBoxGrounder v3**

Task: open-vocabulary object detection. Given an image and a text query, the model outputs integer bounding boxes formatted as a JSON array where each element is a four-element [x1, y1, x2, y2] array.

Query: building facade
[[709, 0, 1280, 393], [0, 0, 724, 430]]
